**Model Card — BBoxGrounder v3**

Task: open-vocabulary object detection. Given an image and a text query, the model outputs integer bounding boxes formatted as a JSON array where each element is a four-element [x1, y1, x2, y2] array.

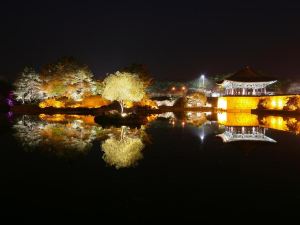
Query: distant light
[[211, 92, 220, 97], [181, 121, 185, 126], [201, 74, 205, 78], [171, 87, 176, 91], [181, 86, 186, 91], [200, 135, 204, 141]]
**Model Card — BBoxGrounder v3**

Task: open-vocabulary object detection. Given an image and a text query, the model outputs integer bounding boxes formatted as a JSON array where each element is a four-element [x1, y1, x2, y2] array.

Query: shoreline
[[9, 104, 215, 115], [8, 105, 300, 116]]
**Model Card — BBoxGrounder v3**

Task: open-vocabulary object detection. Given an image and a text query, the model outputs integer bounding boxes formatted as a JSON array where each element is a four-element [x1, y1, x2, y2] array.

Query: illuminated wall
[[217, 96, 259, 112], [217, 95, 294, 111]]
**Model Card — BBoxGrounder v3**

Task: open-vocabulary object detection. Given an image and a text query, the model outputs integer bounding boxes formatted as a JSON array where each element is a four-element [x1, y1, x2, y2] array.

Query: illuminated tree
[[185, 92, 207, 107], [102, 71, 146, 114], [13, 67, 43, 103], [40, 57, 96, 100]]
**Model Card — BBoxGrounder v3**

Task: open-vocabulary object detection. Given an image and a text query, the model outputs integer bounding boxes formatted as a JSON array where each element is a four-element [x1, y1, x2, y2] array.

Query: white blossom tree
[[102, 71, 146, 114], [13, 67, 44, 103]]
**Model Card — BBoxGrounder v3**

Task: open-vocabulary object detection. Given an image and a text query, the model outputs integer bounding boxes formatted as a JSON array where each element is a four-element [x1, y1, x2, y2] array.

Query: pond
[[1, 112, 300, 223]]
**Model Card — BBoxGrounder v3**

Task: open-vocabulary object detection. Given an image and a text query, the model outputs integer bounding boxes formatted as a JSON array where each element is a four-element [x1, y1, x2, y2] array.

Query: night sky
[[1, 0, 300, 81]]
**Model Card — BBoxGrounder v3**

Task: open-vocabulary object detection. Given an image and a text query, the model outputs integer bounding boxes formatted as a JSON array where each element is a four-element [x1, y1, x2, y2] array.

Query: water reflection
[[11, 112, 300, 161], [13, 114, 149, 167], [101, 126, 148, 169], [217, 112, 275, 143], [217, 126, 276, 143], [260, 115, 300, 134], [216, 112, 300, 143], [13, 114, 103, 157]]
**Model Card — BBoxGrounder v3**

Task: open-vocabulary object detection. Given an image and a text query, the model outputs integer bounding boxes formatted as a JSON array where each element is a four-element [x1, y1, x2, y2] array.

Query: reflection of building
[[218, 66, 277, 96], [217, 126, 276, 143], [217, 112, 276, 143]]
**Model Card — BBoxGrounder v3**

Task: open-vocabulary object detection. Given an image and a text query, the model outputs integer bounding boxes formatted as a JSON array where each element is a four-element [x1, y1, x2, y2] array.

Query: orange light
[[171, 87, 176, 91], [182, 86, 186, 91], [181, 121, 185, 126]]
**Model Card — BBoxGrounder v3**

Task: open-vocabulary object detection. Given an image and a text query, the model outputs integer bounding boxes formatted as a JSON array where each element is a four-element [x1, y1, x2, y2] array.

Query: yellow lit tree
[[102, 71, 146, 114]]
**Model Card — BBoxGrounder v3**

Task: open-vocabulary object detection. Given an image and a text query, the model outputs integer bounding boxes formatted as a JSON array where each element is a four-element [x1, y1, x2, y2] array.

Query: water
[[1, 112, 300, 223]]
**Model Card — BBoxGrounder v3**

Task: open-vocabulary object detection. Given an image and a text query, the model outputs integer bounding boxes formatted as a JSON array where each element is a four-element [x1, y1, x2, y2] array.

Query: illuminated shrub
[[39, 98, 65, 108], [80, 95, 110, 108], [185, 92, 207, 108], [260, 96, 289, 110], [284, 96, 300, 111]]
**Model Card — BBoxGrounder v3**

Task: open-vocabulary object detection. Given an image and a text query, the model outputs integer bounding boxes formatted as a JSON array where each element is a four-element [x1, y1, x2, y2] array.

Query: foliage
[[40, 57, 97, 100], [101, 126, 145, 169], [13, 67, 43, 103], [39, 98, 65, 108], [284, 96, 300, 111], [102, 71, 146, 113], [185, 92, 207, 107], [39, 95, 110, 108], [102, 136, 144, 169], [13, 115, 104, 158]]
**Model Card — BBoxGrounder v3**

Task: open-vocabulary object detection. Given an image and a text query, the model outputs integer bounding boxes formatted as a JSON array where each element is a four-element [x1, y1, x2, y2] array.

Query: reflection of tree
[[185, 112, 207, 127], [101, 126, 147, 169], [286, 118, 300, 135], [13, 115, 103, 158]]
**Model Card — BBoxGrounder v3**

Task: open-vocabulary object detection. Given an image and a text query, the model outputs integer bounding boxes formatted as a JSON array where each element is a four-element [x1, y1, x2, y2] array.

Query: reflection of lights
[[205, 112, 212, 116], [217, 112, 227, 124], [206, 103, 212, 107], [211, 92, 220, 97], [187, 112, 192, 116], [181, 121, 185, 127], [121, 113, 127, 117], [171, 121, 175, 126], [278, 99, 283, 108], [200, 135, 204, 141], [217, 98, 227, 110]]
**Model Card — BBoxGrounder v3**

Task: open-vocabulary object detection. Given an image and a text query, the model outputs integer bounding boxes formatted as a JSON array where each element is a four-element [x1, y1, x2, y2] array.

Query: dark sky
[[1, 0, 300, 81]]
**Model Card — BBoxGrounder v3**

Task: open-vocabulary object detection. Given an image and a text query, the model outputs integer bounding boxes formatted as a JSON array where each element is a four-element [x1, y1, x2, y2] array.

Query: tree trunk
[[119, 100, 124, 114]]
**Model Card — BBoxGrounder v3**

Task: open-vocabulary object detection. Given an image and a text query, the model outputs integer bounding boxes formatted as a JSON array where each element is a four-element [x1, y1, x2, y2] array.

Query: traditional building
[[219, 66, 277, 96]]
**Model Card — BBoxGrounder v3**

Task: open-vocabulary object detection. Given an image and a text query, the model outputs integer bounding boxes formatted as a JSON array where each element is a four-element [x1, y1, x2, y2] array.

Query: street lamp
[[201, 74, 205, 88]]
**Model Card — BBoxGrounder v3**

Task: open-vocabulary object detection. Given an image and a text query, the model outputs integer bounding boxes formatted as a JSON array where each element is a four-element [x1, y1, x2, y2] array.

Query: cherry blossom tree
[[13, 67, 43, 103]]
